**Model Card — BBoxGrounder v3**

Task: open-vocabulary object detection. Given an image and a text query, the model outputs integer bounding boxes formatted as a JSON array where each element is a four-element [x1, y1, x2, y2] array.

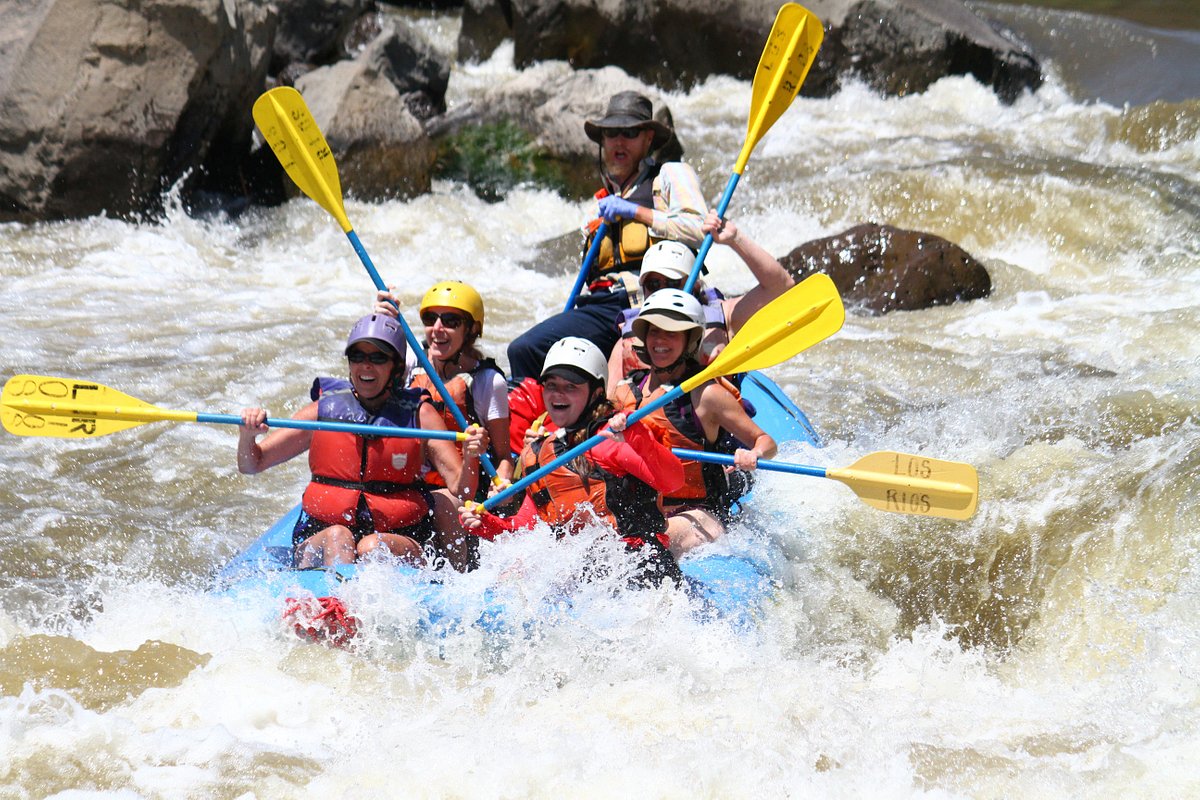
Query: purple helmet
[[345, 314, 407, 361]]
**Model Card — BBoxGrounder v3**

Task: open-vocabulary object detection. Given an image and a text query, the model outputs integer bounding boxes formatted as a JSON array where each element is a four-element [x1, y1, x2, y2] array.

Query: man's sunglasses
[[420, 311, 468, 329], [347, 350, 393, 365], [602, 127, 645, 140]]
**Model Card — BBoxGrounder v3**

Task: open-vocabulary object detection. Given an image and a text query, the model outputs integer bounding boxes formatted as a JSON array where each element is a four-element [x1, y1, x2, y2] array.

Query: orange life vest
[[613, 369, 752, 509], [302, 387, 430, 531], [409, 358, 504, 487], [584, 164, 660, 283], [520, 431, 664, 540]]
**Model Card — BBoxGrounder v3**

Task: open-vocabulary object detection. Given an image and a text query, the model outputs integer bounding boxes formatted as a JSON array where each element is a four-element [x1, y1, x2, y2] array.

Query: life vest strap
[[310, 474, 419, 494]]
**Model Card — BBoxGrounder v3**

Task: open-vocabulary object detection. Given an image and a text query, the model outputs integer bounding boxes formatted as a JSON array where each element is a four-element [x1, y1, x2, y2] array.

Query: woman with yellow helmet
[[375, 281, 514, 490]]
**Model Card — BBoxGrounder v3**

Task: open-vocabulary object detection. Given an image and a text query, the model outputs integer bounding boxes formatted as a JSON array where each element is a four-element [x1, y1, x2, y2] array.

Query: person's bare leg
[[429, 488, 478, 571], [665, 510, 726, 559], [295, 525, 356, 567], [359, 532, 424, 566]]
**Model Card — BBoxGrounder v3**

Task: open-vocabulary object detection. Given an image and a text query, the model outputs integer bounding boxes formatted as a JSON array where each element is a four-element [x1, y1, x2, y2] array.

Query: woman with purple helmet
[[237, 314, 488, 570]]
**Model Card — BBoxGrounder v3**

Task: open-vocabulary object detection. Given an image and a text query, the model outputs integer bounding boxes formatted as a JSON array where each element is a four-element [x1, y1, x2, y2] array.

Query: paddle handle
[[669, 447, 826, 478], [683, 172, 741, 293], [483, 385, 685, 510], [565, 222, 608, 311], [345, 230, 498, 478], [200, 413, 462, 440]]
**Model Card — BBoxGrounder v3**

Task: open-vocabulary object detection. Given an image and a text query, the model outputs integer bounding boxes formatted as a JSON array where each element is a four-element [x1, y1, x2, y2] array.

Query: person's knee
[[507, 331, 546, 382], [356, 534, 380, 557]]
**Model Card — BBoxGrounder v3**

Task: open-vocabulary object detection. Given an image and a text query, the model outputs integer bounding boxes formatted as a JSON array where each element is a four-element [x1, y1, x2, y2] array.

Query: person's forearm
[[731, 233, 792, 294]]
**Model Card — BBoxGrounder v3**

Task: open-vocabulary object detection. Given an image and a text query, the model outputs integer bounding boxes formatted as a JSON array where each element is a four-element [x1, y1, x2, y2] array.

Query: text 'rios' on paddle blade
[[831, 451, 980, 520], [744, 4, 824, 159]]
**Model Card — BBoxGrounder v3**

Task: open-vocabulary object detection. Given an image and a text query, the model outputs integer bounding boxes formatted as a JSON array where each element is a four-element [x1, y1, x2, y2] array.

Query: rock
[[293, 60, 435, 201], [270, 0, 372, 72], [459, 0, 514, 63], [0, 0, 272, 223], [364, 17, 451, 121], [780, 224, 992, 313], [458, 0, 1041, 102], [254, 17, 449, 204]]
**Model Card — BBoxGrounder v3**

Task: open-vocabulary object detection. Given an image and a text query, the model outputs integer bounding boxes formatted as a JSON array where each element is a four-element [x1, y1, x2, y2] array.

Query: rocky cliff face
[[0, 0, 1040, 224]]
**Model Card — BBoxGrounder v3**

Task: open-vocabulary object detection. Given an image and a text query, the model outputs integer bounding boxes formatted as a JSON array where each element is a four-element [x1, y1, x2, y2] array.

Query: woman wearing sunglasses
[[236, 314, 487, 570], [375, 280, 514, 490], [605, 209, 797, 393]]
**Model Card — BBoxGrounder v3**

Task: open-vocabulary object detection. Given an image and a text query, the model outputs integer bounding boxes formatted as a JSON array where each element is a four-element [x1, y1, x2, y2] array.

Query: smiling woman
[[375, 279, 515, 488], [235, 314, 488, 571], [459, 335, 687, 586]]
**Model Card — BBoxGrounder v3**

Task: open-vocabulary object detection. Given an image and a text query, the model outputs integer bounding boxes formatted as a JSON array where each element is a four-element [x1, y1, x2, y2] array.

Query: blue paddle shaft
[[565, 221, 608, 311], [669, 447, 827, 479], [197, 413, 460, 440], [345, 229, 498, 478], [483, 384, 685, 510], [684, 172, 742, 293]]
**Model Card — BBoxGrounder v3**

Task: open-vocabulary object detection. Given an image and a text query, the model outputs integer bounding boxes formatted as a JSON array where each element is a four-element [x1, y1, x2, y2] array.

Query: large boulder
[[270, 0, 372, 72], [458, 0, 514, 63], [781, 224, 992, 313], [288, 41, 439, 201], [0, 0, 272, 222], [458, 0, 1041, 102]]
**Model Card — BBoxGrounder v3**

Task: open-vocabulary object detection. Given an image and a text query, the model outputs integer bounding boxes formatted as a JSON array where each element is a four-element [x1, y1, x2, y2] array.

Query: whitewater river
[[1, 5, 1197, 798]]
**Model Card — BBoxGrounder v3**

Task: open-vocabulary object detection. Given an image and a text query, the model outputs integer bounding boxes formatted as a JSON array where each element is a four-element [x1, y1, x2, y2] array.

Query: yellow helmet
[[419, 280, 485, 334]]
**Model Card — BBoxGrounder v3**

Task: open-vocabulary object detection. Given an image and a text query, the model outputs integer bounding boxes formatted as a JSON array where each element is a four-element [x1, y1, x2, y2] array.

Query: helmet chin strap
[[430, 328, 477, 377]]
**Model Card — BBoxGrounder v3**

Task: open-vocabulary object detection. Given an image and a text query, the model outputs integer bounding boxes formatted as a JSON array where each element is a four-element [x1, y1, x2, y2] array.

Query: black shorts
[[292, 493, 436, 553]]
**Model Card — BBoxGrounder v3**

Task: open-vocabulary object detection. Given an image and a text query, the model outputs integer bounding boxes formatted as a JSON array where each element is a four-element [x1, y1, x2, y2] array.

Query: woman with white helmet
[[614, 288, 777, 556], [374, 280, 514, 488], [606, 208, 796, 393], [236, 314, 489, 570], [458, 336, 686, 587]]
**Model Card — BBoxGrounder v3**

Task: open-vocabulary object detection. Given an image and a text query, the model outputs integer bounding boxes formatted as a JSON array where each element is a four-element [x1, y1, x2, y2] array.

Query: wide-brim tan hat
[[584, 91, 672, 149]]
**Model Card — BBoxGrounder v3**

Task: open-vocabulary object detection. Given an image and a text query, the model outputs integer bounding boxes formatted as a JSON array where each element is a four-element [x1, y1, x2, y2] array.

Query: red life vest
[[302, 387, 430, 531], [507, 376, 548, 455]]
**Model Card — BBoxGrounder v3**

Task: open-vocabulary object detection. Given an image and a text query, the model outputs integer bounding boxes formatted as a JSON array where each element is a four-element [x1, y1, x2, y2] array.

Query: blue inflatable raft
[[216, 371, 818, 634]]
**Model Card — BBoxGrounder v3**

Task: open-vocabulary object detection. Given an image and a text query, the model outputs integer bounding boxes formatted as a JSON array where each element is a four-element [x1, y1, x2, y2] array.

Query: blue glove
[[597, 195, 640, 222]]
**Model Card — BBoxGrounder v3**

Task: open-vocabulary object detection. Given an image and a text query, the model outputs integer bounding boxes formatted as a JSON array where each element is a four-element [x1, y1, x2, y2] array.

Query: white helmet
[[639, 240, 693, 284], [541, 336, 609, 392], [632, 289, 705, 343]]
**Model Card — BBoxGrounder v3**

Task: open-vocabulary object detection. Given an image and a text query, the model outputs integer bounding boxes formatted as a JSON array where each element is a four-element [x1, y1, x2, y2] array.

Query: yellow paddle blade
[[1, 375, 195, 439], [828, 451, 979, 520], [683, 273, 843, 392], [737, 3, 824, 173], [253, 87, 352, 232]]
